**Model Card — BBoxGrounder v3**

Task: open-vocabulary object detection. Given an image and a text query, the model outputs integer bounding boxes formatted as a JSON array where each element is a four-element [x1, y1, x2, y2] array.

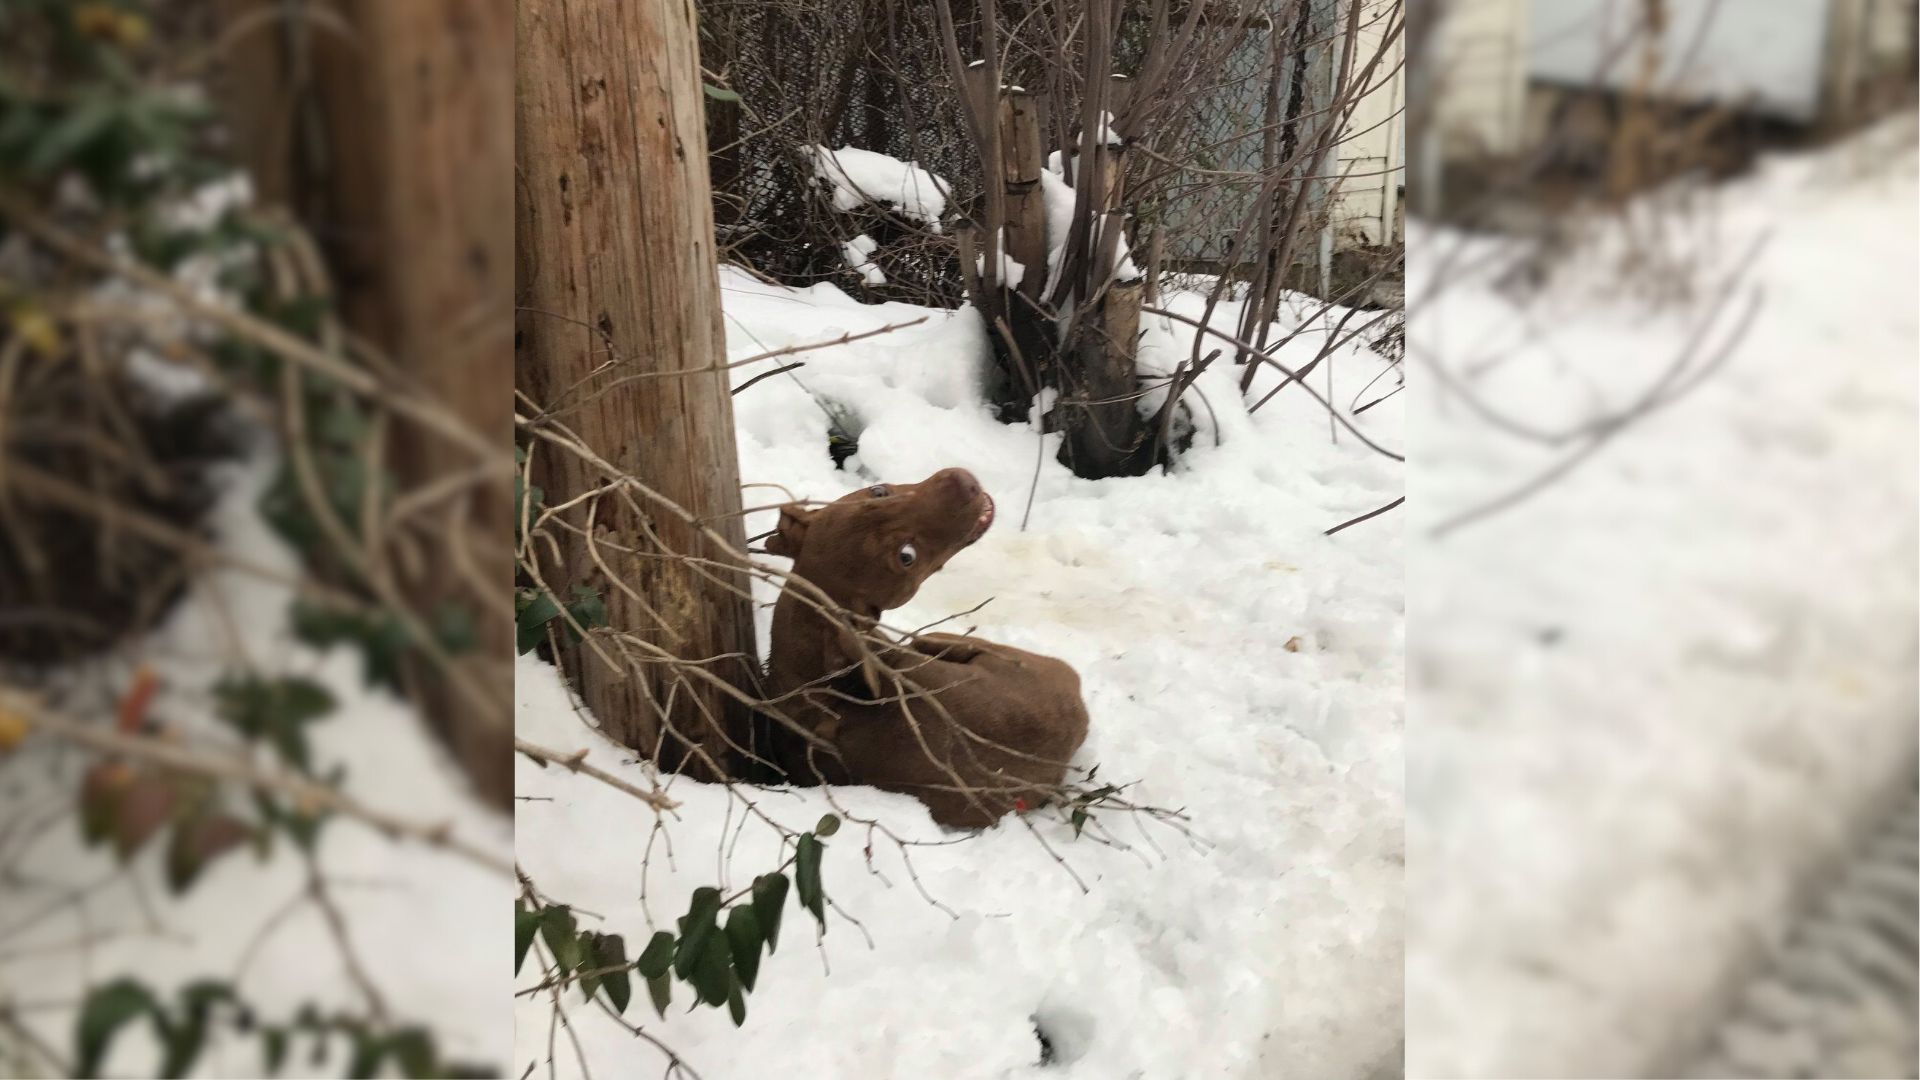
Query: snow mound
[[839, 233, 886, 285], [811, 145, 951, 229]]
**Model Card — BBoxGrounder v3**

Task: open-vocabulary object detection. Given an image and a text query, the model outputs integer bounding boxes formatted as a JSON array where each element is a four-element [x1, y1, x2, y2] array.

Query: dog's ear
[[763, 502, 816, 559]]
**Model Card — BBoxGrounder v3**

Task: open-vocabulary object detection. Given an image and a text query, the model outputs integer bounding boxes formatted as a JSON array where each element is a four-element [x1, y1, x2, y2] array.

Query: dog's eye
[[897, 542, 917, 567], [869, 484, 891, 498]]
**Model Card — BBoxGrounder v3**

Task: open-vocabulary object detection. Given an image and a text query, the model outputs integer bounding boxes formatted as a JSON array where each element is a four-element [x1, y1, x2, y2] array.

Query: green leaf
[[673, 916, 714, 981], [1070, 808, 1088, 837], [672, 886, 723, 978], [516, 590, 562, 654], [27, 96, 116, 174], [568, 585, 607, 627], [160, 980, 233, 1078], [562, 585, 608, 643], [795, 833, 826, 927], [687, 886, 722, 924], [212, 675, 335, 774], [538, 905, 581, 972], [388, 1029, 436, 1079], [592, 933, 631, 1014], [575, 931, 603, 1003], [262, 1027, 288, 1075], [702, 83, 742, 103], [636, 930, 676, 978], [514, 902, 538, 974], [159, 1015, 207, 1079], [726, 969, 748, 1027], [751, 873, 789, 953], [646, 972, 671, 1019], [724, 905, 764, 992], [74, 979, 157, 1079], [692, 933, 733, 1007], [345, 1029, 383, 1079], [311, 391, 370, 445], [814, 813, 840, 838], [288, 602, 411, 690]]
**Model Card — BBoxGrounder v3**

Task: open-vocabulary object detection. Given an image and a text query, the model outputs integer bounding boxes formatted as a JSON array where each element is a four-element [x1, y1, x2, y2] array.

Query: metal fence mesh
[[698, 1, 1332, 303]]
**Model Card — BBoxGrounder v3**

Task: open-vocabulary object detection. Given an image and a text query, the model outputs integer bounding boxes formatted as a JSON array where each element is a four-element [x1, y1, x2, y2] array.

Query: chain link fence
[[699, 0, 1331, 306]]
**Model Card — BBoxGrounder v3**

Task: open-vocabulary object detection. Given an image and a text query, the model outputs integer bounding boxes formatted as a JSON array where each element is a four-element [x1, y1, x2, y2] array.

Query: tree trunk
[[215, 0, 516, 811], [1056, 141, 1152, 478], [515, 0, 758, 778]]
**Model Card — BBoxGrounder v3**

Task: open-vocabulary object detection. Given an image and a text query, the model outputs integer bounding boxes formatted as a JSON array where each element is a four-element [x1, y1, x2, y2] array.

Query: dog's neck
[[768, 568, 881, 687], [761, 468, 993, 687]]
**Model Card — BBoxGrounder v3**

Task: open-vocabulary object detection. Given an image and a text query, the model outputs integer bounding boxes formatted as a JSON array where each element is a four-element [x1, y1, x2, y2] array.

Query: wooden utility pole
[[216, 0, 516, 810], [515, 0, 758, 776]]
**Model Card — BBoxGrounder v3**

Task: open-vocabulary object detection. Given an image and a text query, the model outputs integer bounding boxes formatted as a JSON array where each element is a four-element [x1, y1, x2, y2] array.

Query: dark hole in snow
[[1537, 627, 1564, 646], [827, 430, 858, 470], [1030, 1005, 1093, 1067]]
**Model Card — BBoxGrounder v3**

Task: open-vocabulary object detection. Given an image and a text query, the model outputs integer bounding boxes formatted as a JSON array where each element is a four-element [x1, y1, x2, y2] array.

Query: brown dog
[[761, 468, 1090, 828]]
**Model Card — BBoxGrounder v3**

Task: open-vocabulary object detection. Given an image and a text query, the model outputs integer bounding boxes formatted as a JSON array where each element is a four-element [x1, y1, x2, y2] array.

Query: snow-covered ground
[[515, 270, 1406, 1078], [1406, 117, 1919, 1077], [0, 455, 513, 1076]]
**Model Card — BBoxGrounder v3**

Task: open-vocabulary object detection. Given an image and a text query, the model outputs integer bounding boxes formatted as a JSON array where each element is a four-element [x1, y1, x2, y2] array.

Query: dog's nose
[[937, 468, 982, 501]]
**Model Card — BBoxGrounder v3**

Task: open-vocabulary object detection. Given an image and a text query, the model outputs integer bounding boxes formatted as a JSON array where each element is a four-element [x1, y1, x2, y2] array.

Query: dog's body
[[761, 469, 1089, 828]]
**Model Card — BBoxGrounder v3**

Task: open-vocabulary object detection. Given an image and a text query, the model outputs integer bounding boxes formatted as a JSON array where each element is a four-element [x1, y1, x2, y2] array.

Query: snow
[[1405, 116, 1920, 1077], [1038, 161, 1140, 300], [1, 457, 512, 1077], [839, 233, 886, 286], [973, 227, 1027, 291], [810, 146, 951, 230], [514, 267, 1405, 1078]]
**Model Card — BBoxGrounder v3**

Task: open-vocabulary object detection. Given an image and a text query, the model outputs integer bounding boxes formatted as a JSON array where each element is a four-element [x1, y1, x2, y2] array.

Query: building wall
[[1430, 0, 1532, 162], [1327, 0, 1408, 248]]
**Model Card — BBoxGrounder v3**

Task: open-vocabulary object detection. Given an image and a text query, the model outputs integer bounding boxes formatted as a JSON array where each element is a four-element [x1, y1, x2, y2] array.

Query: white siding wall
[[1329, 0, 1408, 248], [1432, 0, 1533, 161]]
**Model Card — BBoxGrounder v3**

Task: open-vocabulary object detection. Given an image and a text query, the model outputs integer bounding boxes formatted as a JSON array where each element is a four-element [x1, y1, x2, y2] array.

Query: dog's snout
[[937, 468, 982, 502]]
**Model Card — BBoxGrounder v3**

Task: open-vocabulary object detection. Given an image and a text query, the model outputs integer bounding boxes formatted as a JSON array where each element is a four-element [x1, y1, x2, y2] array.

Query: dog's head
[[766, 467, 995, 615]]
